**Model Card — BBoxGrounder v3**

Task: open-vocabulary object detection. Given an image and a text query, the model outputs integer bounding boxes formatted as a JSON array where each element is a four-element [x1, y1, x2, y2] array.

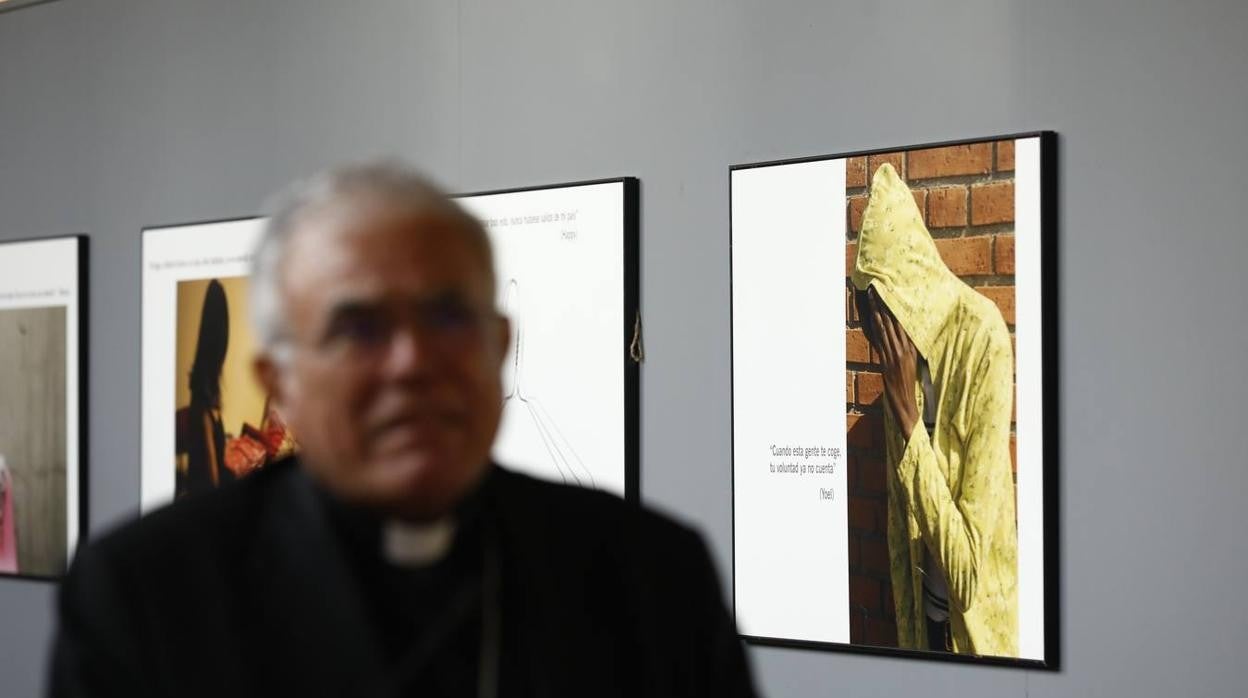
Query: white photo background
[[458, 181, 631, 498], [732, 159, 851, 644]]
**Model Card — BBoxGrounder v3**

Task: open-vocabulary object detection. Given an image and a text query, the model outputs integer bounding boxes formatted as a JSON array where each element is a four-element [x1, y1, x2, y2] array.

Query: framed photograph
[[0, 235, 86, 580], [457, 178, 640, 502], [730, 133, 1057, 667], [141, 218, 295, 513]]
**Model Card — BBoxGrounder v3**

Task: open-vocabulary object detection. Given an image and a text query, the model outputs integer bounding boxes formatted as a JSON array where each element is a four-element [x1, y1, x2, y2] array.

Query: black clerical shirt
[[318, 477, 489, 694], [50, 459, 759, 698]]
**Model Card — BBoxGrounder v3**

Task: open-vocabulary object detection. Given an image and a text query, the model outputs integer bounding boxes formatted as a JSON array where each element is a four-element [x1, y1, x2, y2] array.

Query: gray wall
[[2, 0, 1245, 695]]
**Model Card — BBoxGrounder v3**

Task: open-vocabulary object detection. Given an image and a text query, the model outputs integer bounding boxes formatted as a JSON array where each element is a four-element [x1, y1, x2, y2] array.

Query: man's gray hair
[[250, 161, 494, 355]]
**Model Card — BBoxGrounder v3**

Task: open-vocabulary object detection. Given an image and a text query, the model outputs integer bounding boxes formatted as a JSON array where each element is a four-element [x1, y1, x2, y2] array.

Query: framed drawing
[[730, 133, 1057, 667], [140, 218, 295, 513], [0, 235, 86, 579], [457, 178, 640, 502], [141, 177, 640, 510]]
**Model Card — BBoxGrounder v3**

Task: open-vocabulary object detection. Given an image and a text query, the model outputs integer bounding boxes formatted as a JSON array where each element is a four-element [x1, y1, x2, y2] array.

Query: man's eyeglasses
[[311, 294, 501, 360]]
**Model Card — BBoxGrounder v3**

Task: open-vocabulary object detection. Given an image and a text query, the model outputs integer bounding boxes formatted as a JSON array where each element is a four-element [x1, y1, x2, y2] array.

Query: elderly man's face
[[261, 199, 508, 520]]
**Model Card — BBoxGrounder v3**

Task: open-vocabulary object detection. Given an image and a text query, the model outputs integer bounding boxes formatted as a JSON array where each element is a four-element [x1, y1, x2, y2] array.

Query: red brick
[[847, 328, 872, 363], [857, 370, 884, 405], [851, 190, 927, 233], [846, 156, 868, 188], [927, 186, 967, 228], [850, 574, 880, 613], [848, 195, 868, 233], [934, 236, 992, 276], [868, 152, 906, 181], [846, 371, 855, 404], [865, 617, 899, 647], [972, 181, 1014, 225], [847, 412, 882, 449], [846, 452, 861, 491], [848, 494, 883, 533], [846, 241, 857, 278], [997, 140, 1015, 171], [847, 284, 858, 322], [908, 143, 992, 179], [977, 286, 1015, 325], [994, 234, 1015, 275], [861, 538, 890, 576], [858, 455, 886, 494], [912, 189, 928, 223], [849, 610, 866, 644]]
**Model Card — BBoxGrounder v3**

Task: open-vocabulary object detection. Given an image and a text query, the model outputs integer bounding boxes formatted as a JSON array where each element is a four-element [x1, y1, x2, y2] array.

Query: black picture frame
[[0, 234, 88, 582], [729, 132, 1058, 669]]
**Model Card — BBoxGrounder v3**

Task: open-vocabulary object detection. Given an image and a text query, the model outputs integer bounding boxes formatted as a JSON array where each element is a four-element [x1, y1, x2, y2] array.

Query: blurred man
[[852, 163, 1018, 656], [51, 163, 756, 697]]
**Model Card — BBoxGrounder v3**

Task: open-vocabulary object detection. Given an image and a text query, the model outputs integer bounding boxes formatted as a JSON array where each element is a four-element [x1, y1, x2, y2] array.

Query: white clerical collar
[[382, 517, 457, 568]]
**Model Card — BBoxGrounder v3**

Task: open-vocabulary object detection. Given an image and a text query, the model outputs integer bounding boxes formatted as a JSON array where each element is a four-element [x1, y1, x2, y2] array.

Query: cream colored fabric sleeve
[[894, 331, 1014, 614]]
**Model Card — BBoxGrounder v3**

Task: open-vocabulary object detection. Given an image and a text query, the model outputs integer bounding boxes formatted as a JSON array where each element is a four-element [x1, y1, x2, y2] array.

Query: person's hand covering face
[[866, 288, 920, 442]]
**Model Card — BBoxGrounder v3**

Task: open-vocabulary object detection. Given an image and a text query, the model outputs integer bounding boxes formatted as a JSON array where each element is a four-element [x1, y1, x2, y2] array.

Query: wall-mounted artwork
[[141, 219, 295, 513], [457, 179, 639, 501], [0, 235, 86, 579], [731, 133, 1057, 667]]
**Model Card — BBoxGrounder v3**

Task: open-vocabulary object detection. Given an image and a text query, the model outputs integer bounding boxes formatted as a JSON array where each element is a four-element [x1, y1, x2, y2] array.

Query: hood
[[850, 163, 964, 365]]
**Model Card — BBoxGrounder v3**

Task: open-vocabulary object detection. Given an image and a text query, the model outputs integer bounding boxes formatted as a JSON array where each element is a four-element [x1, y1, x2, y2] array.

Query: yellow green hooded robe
[[851, 163, 1018, 657]]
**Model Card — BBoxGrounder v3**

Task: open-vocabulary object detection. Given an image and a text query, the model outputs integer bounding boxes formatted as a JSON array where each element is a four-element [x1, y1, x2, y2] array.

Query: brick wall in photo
[[844, 139, 1017, 647]]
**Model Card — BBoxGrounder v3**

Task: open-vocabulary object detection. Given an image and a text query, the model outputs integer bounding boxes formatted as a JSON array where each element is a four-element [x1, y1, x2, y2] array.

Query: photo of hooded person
[[850, 162, 1018, 656]]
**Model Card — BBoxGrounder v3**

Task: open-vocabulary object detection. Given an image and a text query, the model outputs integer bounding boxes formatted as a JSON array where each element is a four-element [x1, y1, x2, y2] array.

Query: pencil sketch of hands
[[501, 279, 596, 488]]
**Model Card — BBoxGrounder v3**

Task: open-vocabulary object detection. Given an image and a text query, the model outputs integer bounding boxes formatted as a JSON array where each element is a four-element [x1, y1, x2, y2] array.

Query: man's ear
[[253, 352, 286, 409], [494, 315, 512, 367]]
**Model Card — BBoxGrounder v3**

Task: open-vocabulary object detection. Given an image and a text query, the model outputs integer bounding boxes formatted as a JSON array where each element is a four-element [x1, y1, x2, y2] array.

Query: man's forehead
[[287, 196, 479, 261], [277, 199, 492, 308], [294, 194, 472, 245]]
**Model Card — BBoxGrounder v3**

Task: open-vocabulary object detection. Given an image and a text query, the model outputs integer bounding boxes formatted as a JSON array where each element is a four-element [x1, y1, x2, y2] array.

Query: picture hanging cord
[[629, 310, 645, 364]]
